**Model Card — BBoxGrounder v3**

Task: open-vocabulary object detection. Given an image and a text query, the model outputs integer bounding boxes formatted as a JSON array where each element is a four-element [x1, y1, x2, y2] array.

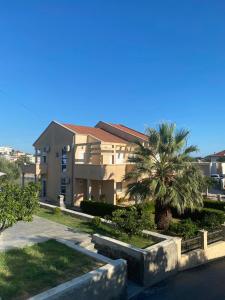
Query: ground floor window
[[42, 179, 46, 197], [61, 178, 66, 197], [116, 182, 123, 192]]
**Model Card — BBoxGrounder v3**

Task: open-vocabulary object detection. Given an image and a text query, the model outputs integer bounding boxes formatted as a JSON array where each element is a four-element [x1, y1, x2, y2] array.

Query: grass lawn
[[36, 207, 155, 248], [0, 240, 103, 300]]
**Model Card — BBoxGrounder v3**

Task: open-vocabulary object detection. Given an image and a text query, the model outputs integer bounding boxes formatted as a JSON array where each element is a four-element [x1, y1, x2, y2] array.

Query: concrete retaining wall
[[179, 240, 225, 271], [29, 239, 127, 300], [39, 202, 112, 226], [92, 232, 180, 287]]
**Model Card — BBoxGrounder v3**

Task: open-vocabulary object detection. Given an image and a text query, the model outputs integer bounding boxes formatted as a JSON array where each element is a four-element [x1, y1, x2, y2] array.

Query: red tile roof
[[211, 150, 225, 157], [109, 123, 148, 141], [63, 124, 127, 143]]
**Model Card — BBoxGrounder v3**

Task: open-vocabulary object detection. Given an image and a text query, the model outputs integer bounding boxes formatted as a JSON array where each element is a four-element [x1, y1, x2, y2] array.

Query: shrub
[[91, 216, 101, 227], [80, 200, 120, 217], [140, 208, 155, 230], [196, 208, 225, 230], [136, 201, 155, 214], [168, 219, 199, 239], [203, 199, 225, 211], [53, 207, 61, 215], [111, 207, 145, 237]]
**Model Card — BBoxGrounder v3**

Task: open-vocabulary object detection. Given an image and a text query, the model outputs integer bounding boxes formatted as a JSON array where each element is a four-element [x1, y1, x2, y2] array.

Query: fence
[[207, 229, 223, 245], [181, 227, 225, 253], [181, 236, 201, 254]]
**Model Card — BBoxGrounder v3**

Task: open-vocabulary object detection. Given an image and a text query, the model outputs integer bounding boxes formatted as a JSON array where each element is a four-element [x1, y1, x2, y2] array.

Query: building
[[0, 146, 13, 156], [204, 150, 225, 175], [22, 121, 148, 206]]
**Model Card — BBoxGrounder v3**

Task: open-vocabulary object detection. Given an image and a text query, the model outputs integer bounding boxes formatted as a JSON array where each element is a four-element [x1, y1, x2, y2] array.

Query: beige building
[[22, 121, 148, 206]]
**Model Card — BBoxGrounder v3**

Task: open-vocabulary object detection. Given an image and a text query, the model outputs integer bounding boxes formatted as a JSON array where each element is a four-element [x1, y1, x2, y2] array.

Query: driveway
[[134, 258, 225, 300], [0, 216, 90, 251]]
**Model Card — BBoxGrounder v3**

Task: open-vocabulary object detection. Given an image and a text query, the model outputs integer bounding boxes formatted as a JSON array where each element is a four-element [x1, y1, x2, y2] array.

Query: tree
[[0, 182, 40, 233], [125, 123, 206, 230], [0, 157, 20, 183], [16, 155, 32, 168]]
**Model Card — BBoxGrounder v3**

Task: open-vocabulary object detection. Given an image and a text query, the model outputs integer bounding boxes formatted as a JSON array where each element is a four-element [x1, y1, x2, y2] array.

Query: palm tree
[[125, 123, 206, 230]]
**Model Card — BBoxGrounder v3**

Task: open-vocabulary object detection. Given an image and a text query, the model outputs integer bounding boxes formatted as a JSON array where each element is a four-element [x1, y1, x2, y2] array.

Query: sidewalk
[[0, 216, 91, 251]]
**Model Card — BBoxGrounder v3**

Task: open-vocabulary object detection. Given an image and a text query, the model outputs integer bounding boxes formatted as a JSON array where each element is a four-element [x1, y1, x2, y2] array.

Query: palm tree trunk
[[155, 202, 172, 230]]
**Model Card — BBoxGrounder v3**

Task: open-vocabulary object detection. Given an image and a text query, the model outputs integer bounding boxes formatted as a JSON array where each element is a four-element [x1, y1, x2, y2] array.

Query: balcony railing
[[74, 163, 134, 181]]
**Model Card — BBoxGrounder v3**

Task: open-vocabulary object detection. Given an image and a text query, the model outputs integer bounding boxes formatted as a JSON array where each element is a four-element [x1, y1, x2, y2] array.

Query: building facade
[[22, 121, 148, 206]]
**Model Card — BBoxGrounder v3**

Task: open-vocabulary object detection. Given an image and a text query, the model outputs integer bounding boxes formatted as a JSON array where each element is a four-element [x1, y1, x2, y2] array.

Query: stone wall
[[92, 232, 180, 287]]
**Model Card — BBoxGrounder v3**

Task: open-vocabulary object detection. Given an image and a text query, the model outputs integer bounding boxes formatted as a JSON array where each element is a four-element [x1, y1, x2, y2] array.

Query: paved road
[[0, 216, 90, 251], [134, 258, 225, 300]]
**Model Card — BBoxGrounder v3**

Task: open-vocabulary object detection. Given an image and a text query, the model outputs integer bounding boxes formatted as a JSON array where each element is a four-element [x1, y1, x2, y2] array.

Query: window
[[42, 179, 47, 197], [61, 148, 67, 172], [42, 155, 47, 164], [116, 153, 124, 164], [61, 178, 66, 196], [116, 182, 122, 192]]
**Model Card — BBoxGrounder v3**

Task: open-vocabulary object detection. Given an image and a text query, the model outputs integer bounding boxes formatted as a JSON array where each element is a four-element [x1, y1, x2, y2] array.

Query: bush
[[111, 205, 156, 237], [196, 208, 225, 230], [91, 216, 101, 227], [203, 199, 225, 211], [53, 207, 61, 215], [80, 200, 121, 217], [168, 219, 199, 239], [111, 207, 144, 237]]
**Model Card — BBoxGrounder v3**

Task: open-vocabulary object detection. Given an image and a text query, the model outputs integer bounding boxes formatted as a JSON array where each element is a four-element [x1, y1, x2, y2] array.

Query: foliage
[[0, 182, 40, 233], [53, 207, 61, 215], [37, 207, 154, 248], [16, 155, 32, 168], [0, 157, 21, 183], [125, 122, 207, 230], [111, 207, 144, 237], [91, 216, 101, 227], [111, 206, 155, 237], [80, 200, 121, 217], [168, 219, 199, 239], [195, 208, 225, 230], [203, 199, 225, 211], [169, 208, 225, 238], [217, 157, 225, 162]]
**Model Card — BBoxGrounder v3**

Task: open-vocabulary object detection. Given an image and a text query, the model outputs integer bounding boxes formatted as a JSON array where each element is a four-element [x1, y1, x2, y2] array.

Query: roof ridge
[[116, 123, 147, 136]]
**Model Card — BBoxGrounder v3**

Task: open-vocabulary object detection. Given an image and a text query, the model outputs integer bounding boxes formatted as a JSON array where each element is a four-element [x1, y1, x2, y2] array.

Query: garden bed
[[0, 240, 103, 300], [36, 207, 154, 248]]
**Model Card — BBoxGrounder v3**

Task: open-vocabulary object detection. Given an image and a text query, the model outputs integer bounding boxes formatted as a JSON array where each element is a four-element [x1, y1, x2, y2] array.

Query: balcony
[[21, 163, 47, 175], [74, 164, 134, 181]]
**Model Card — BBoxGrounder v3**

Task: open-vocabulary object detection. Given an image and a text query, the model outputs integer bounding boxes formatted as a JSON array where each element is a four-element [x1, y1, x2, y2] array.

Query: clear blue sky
[[0, 1, 225, 155]]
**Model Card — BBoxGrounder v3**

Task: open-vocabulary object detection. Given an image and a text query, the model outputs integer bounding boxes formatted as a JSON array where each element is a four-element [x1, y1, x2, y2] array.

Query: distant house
[[205, 150, 225, 163], [204, 150, 225, 175]]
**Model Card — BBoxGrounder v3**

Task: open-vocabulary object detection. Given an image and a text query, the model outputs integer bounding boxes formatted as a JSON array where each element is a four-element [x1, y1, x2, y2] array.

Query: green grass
[[36, 207, 154, 248], [0, 240, 103, 300]]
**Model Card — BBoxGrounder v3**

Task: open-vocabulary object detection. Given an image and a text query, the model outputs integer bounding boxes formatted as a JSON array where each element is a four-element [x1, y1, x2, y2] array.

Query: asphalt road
[[134, 258, 225, 300]]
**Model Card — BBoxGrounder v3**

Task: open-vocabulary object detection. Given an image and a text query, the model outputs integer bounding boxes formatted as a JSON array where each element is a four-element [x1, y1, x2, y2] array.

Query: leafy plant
[[196, 208, 225, 230], [0, 182, 40, 233], [0, 157, 21, 183], [168, 219, 199, 239], [125, 123, 207, 230], [53, 207, 61, 215], [112, 207, 145, 238], [91, 216, 101, 227]]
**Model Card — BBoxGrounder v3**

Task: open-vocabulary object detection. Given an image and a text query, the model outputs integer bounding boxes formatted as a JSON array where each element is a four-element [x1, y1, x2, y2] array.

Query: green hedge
[[80, 201, 121, 217], [203, 199, 225, 211], [80, 200, 155, 218], [169, 208, 225, 238]]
